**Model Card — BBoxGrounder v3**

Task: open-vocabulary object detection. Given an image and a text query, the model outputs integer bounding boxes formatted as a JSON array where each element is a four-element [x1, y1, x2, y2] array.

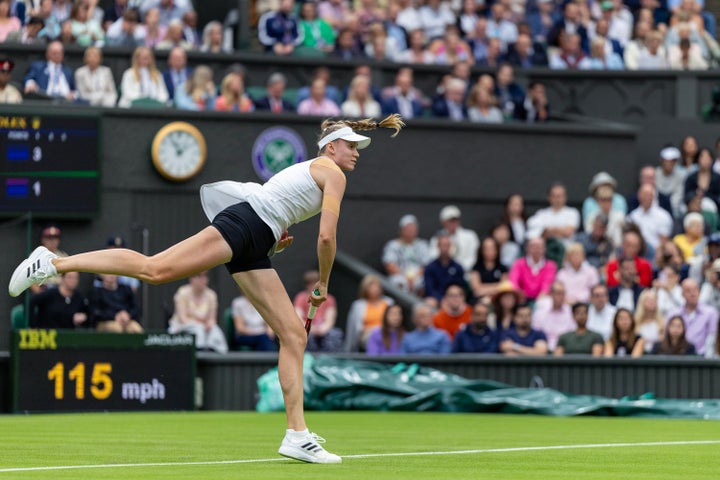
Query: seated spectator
[[655, 265, 685, 319], [679, 134, 700, 174], [668, 34, 708, 70], [156, 19, 192, 50], [527, 182, 581, 253], [591, 17, 624, 59], [293, 270, 342, 353], [331, 25, 366, 60], [36, 0, 61, 41], [634, 289, 666, 353], [429, 205, 480, 273], [486, 2, 518, 52], [0, 0, 21, 43], [24, 41, 76, 101], [505, 33, 549, 69], [6, 15, 45, 45], [382, 214, 430, 295], [548, 1, 588, 50], [604, 307, 644, 356], [585, 185, 625, 248], [106, 8, 146, 50], [609, 257, 645, 311], [452, 302, 498, 353], [431, 77, 468, 121], [456, 0, 480, 39], [118, 46, 169, 108], [214, 72, 254, 113], [366, 304, 406, 355], [549, 32, 586, 69], [583, 171, 627, 221], [400, 303, 452, 354], [232, 290, 276, 352], [627, 184, 674, 256], [341, 74, 381, 118], [509, 236, 557, 302], [636, 30, 669, 70], [418, 0, 455, 41], [92, 236, 141, 293], [200, 20, 231, 53], [501, 194, 527, 246], [89, 273, 143, 333], [578, 36, 624, 70], [655, 146, 685, 218], [297, 78, 341, 116], [433, 283, 472, 340], [424, 234, 466, 307], [103, 0, 129, 30], [0, 57, 21, 104], [499, 302, 549, 356], [674, 213, 706, 262], [29, 272, 90, 329], [587, 284, 616, 341], [142, 0, 190, 27], [162, 47, 190, 102], [514, 81, 550, 122], [470, 237, 508, 301], [555, 243, 600, 304], [380, 67, 426, 119], [491, 281, 523, 332], [75, 46, 118, 107], [365, 21, 401, 62], [494, 63, 525, 121], [168, 272, 227, 353], [181, 10, 201, 49], [298, 0, 335, 53], [466, 84, 503, 124], [492, 222, 522, 269], [255, 72, 293, 113], [554, 302, 604, 356], [699, 257, 720, 311], [70, 0, 103, 47], [397, 28, 435, 64], [626, 165, 674, 218], [667, 278, 718, 356], [576, 214, 614, 270], [296, 67, 341, 106], [527, 0, 555, 44], [143, 7, 165, 49], [606, 230, 653, 288], [651, 315, 697, 355], [684, 147, 720, 222], [345, 274, 394, 352], [30, 223, 68, 294], [174, 64, 215, 111], [318, 0, 351, 32], [429, 24, 473, 66], [532, 281, 576, 352]]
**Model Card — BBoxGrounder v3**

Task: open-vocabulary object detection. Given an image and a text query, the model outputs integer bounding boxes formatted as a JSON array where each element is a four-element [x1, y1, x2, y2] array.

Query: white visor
[[317, 126, 371, 150]]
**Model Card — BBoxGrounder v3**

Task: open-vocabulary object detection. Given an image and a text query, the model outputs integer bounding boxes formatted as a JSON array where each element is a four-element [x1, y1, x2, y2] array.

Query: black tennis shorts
[[211, 202, 276, 274]]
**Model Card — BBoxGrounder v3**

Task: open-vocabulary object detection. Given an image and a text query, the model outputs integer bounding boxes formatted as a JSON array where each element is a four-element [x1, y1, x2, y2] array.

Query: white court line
[[1, 440, 719, 474]]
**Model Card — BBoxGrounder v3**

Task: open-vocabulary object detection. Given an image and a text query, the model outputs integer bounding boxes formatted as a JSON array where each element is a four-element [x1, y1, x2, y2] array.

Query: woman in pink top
[[297, 78, 340, 116], [0, 0, 21, 42]]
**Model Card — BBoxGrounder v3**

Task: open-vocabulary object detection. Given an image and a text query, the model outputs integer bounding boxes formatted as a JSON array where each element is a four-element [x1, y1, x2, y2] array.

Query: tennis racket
[[305, 289, 320, 336]]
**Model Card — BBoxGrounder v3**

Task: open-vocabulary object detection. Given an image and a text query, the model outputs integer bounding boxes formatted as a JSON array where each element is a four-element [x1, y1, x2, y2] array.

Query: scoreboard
[[0, 113, 100, 218], [11, 330, 196, 413]]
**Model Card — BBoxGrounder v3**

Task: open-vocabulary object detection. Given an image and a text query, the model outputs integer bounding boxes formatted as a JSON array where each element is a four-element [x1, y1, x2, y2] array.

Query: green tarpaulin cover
[[257, 355, 720, 419]]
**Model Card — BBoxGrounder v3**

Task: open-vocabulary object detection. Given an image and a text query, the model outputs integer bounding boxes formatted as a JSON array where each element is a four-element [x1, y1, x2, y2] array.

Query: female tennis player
[[9, 113, 405, 464]]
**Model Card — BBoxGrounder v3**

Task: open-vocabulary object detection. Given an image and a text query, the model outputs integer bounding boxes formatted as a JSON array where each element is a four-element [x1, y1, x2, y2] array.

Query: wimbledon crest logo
[[252, 126, 307, 181]]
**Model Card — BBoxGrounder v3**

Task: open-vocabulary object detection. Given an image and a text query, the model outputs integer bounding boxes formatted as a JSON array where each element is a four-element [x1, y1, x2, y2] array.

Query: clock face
[[152, 122, 207, 182]]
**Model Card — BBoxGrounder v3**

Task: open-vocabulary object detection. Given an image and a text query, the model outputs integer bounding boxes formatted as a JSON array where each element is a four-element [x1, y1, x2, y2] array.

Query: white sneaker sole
[[278, 444, 342, 464], [9, 246, 52, 297]]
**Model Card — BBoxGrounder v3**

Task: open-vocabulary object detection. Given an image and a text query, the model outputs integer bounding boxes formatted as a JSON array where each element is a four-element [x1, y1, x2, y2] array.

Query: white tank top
[[200, 160, 323, 243]]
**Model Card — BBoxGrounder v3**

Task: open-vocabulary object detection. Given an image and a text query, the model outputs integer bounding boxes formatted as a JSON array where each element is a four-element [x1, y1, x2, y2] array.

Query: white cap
[[399, 214, 418, 228], [660, 146, 681, 161], [588, 171, 617, 193], [317, 126, 371, 150], [440, 205, 461, 222]]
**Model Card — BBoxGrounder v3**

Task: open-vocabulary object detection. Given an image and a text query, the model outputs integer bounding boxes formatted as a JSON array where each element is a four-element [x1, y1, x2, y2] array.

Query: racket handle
[[305, 289, 320, 335]]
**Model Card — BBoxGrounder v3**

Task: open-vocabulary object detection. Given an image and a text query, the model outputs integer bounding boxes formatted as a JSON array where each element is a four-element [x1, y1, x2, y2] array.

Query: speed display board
[[0, 113, 100, 217], [11, 330, 195, 413]]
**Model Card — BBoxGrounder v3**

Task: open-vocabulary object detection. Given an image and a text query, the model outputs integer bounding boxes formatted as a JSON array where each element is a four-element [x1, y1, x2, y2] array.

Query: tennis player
[[9, 114, 405, 464]]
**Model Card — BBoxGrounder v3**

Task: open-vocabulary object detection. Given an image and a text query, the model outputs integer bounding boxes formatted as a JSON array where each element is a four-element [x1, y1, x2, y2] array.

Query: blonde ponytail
[[318, 114, 406, 144]]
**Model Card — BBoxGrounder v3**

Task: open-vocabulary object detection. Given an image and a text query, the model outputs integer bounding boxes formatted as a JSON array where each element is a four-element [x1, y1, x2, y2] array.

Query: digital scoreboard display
[[11, 330, 196, 413], [0, 114, 100, 218]]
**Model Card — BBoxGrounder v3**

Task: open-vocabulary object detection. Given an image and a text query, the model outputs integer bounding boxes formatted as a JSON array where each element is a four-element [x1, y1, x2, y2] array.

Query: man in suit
[[254, 72, 294, 112], [547, 1, 589, 52], [431, 77, 467, 121], [162, 46, 191, 101], [608, 257, 644, 311], [504, 33, 549, 68], [381, 67, 425, 119], [23, 40, 76, 101]]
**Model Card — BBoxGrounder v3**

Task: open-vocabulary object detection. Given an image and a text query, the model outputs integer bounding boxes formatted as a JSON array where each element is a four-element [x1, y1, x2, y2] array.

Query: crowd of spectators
[[1, 0, 717, 120]]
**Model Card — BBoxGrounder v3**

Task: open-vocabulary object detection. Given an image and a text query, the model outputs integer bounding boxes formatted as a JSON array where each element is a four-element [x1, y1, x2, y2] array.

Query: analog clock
[[151, 122, 207, 182]]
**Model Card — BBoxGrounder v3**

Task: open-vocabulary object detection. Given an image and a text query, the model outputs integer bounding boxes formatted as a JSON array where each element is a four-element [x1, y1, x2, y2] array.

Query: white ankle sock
[[286, 428, 309, 440]]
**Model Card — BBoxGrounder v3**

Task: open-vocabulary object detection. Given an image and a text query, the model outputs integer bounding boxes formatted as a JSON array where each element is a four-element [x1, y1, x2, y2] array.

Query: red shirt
[[605, 256, 653, 288]]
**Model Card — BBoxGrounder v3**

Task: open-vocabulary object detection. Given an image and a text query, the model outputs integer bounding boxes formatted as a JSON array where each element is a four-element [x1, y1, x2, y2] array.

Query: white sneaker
[[8, 246, 58, 297], [278, 430, 342, 464]]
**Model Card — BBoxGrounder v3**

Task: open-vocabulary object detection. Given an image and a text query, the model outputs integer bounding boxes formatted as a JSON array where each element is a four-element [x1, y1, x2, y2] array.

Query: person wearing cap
[[255, 72, 294, 113], [656, 145, 686, 218], [584, 184, 625, 249], [429, 205, 479, 273], [10, 113, 405, 465], [382, 214, 430, 295], [0, 56, 21, 104]]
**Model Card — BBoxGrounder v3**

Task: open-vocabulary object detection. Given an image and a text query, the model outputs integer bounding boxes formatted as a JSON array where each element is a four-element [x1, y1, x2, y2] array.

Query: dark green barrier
[[257, 356, 720, 419]]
